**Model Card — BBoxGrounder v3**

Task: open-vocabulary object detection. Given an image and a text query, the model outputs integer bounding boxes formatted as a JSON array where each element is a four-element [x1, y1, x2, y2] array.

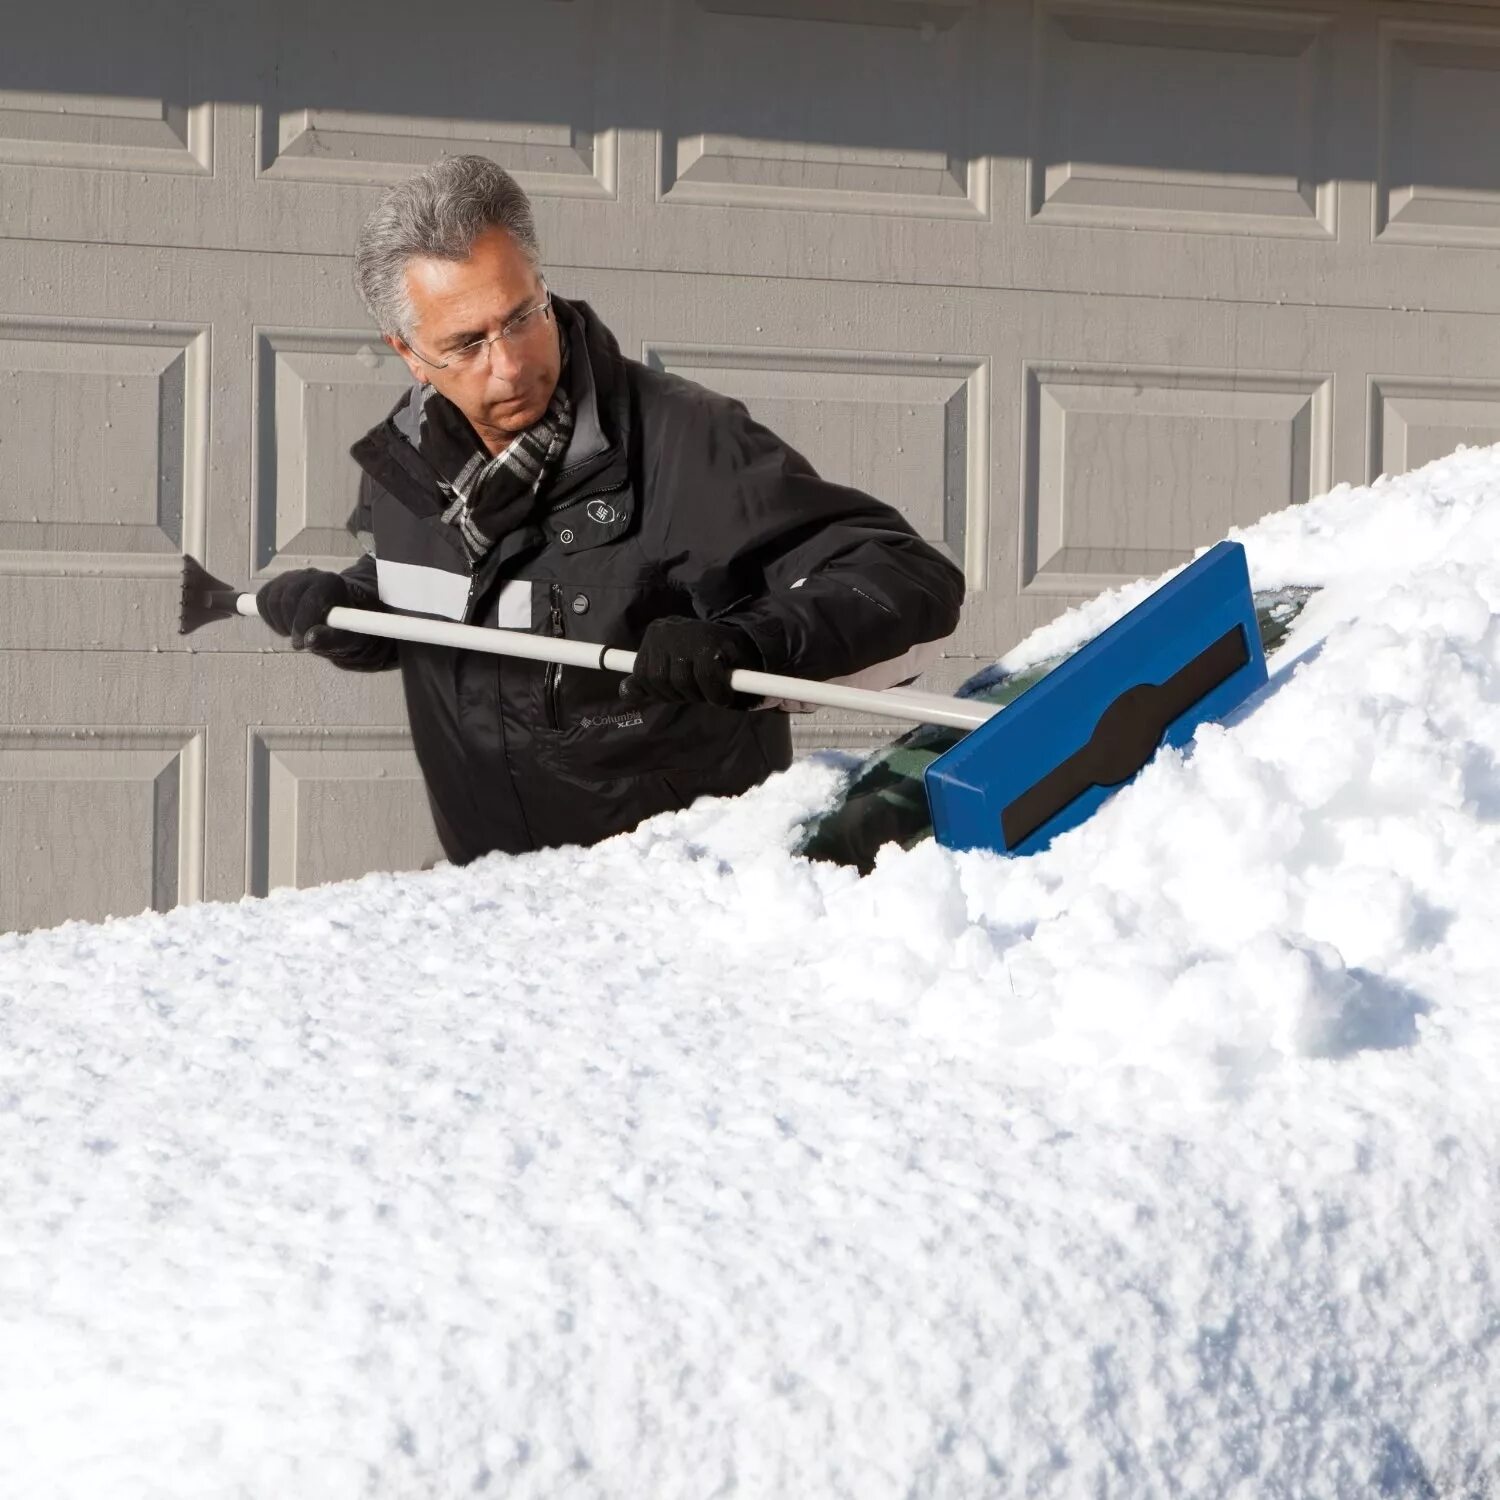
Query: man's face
[[386, 226, 562, 454]]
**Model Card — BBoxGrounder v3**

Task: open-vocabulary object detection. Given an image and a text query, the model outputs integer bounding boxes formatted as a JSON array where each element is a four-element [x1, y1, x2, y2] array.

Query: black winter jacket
[[340, 297, 965, 865]]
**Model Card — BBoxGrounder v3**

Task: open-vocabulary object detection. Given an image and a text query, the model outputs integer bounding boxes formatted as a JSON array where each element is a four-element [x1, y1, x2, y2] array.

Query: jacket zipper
[[544, 583, 565, 730]]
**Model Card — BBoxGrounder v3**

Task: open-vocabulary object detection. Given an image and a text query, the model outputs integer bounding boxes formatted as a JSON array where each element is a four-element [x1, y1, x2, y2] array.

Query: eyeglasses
[[406, 282, 552, 372]]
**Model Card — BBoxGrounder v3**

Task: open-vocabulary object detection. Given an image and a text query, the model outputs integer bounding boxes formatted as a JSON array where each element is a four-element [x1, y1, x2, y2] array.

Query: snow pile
[[3, 448, 1500, 1497]]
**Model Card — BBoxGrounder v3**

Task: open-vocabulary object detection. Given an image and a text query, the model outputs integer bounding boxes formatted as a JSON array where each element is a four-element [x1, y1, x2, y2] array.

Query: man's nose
[[484, 336, 524, 380]]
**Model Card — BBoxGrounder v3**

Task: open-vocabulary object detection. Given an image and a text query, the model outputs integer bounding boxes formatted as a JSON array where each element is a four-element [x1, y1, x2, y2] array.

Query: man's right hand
[[255, 568, 386, 666]]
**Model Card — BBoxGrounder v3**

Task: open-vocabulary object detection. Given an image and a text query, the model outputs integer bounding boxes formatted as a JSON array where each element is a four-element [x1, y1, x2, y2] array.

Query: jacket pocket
[[521, 576, 748, 778]]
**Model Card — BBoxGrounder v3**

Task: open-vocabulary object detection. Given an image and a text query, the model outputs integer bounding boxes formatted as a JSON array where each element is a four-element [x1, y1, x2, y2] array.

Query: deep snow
[[3, 448, 1500, 1498]]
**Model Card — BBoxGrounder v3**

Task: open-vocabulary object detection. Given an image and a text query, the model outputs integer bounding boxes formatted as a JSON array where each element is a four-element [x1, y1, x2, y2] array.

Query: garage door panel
[[253, 330, 410, 573], [0, 319, 207, 569], [0, 0, 215, 186], [259, 113, 616, 200], [0, 726, 204, 932], [1370, 377, 1500, 476], [1378, 17, 1500, 245], [0, 90, 212, 176], [247, 729, 440, 896], [1031, 0, 1336, 238], [661, 0, 990, 218], [1020, 363, 1334, 594], [254, 0, 618, 198]]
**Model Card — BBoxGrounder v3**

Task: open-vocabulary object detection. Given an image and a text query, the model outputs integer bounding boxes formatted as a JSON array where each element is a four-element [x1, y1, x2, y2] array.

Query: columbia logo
[[579, 711, 645, 730]]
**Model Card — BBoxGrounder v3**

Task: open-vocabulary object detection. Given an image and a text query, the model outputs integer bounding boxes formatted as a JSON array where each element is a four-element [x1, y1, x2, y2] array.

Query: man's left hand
[[618, 617, 762, 708]]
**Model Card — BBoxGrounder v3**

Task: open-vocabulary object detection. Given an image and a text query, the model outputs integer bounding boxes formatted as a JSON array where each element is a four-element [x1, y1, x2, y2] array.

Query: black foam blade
[[1000, 624, 1250, 850]]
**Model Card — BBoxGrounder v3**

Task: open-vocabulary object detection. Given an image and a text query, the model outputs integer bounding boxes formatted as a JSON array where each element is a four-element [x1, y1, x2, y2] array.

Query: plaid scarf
[[428, 336, 575, 564]]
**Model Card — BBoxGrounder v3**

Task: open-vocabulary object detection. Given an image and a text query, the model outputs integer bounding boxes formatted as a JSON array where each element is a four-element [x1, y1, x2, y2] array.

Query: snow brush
[[180, 542, 1266, 858]]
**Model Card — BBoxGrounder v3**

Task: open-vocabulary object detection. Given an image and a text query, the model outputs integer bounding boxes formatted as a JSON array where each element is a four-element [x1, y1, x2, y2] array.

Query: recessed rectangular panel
[[1371, 379, 1500, 478], [662, 0, 987, 216], [0, 90, 211, 173], [1378, 21, 1500, 245], [254, 332, 415, 572], [645, 344, 982, 575], [1023, 364, 1331, 593], [0, 321, 207, 565], [1031, 1, 1333, 236], [248, 730, 440, 895], [260, 111, 614, 197], [256, 0, 614, 196], [0, 730, 204, 935]]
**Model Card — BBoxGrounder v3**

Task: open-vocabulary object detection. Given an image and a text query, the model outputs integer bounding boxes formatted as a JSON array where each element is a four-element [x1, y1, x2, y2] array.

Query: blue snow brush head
[[925, 541, 1269, 857]]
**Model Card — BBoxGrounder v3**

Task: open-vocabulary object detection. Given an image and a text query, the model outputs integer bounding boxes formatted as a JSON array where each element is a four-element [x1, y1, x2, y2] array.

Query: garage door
[[5, 0, 1500, 931]]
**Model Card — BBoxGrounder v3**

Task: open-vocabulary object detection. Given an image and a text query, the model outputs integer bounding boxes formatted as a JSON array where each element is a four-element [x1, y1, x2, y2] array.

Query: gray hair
[[353, 155, 542, 340]]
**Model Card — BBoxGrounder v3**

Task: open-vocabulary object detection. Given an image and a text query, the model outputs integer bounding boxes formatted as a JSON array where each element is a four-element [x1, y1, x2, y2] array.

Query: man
[[257, 155, 965, 865]]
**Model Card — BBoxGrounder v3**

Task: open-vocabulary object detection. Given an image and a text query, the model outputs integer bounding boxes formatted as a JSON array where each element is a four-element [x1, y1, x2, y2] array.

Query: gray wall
[[5, 0, 1500, 930]]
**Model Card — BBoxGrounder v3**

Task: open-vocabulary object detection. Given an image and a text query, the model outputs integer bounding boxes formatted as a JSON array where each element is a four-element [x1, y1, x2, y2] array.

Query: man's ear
[[384, 332, 428, 385]]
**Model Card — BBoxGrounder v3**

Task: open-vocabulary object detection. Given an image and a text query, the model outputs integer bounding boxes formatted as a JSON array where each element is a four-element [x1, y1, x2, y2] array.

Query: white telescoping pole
[[227, 594, 997, 732]]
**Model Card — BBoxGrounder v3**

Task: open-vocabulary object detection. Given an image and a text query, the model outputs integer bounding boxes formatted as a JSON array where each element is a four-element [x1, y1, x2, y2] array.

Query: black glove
[[618, 616, 762, 708], [255, 569, 390, 670]]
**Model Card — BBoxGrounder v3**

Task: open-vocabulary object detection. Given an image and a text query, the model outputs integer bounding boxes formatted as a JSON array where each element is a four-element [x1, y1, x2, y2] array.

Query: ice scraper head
[[924, 541, 1268, 857], [179, 554, 245, 635]]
